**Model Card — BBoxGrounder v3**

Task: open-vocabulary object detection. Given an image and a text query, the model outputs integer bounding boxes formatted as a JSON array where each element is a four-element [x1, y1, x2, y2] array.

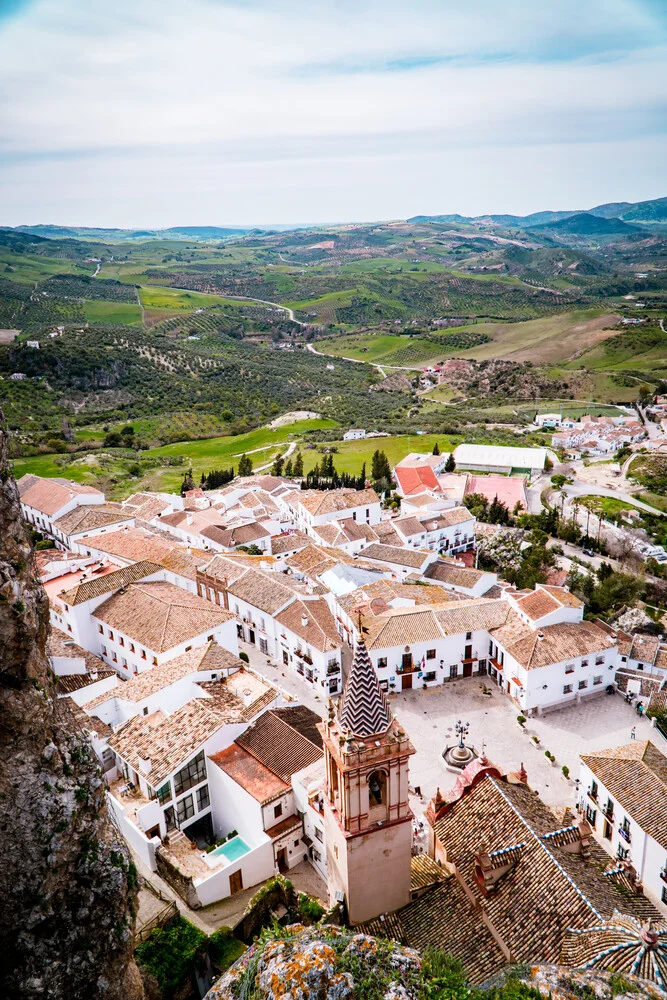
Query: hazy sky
[[1, 0, 666, 227]]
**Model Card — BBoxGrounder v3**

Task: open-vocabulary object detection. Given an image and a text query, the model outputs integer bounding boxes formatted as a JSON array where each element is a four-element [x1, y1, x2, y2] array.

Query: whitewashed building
[[578, 740, 667, 914]]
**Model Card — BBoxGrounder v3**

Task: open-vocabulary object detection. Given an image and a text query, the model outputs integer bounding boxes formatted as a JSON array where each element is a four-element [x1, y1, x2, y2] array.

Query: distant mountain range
[[408, 196, 667, 235], [12, 223, 311, 243]]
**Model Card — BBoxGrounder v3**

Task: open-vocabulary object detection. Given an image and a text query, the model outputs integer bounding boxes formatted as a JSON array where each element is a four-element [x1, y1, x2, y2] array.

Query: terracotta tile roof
[[515, 589, 562, 620], [338, 579, 456, 618], [295, 487, 380, 516], [561, 910, 667, 987], [373, 521, 403, 546], [270, 532, 311, 555], [55, 669, 116, 695], [424, 561, 488, 588], [19, 477, 103, 516], [396, 877, 505, 983], [48, 628, 116, 696], [394, 465, 440, 496], [359, 543, 431, 569], [58, 560, 163, 605], [82, 527, 182, 564], [160, 547, 208, 581], [271, 706, 324, 749], [93, 581, 234, 651], [236, 707, 323, 782], [394, 516, 426, 537], [284, 543, 355, 578], [85, 644, 249, 712], [16, 473, 41, 496], [581, 740, 667, 844], [275, 598, 342, 652], [201, 521, 270, 547], [51, 503, 133, 537], [125, 496, 172, 521], [409, 854, 449, 891], [208, 742, 289, 804], [540, 585, 584, 609], [431, 773, 659, 975], [435, 598, 510, 635], [228, 567, 301, 615], [264, 815, 303, 841], [358, 911, 406, 944], [364, 607, 446, 649], [108, 700, 227, 786], [494, 620, 616, 671]]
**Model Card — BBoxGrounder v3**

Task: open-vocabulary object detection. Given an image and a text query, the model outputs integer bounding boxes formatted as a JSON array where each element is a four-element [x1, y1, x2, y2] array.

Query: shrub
[[531, 735, 539, 744], [208, 927, 245, 972], [516, 715, 526, 726], [562, 765, 570, 778], [135, 916, 206, 994], [297, 891, 326, 923], [239, 651, 249, 663]]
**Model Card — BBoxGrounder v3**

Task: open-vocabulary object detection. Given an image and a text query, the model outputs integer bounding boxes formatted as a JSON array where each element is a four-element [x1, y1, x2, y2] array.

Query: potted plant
[[531, 735, 541, 748], [561, 765, 570, 779], [517, 714, 527, 729]]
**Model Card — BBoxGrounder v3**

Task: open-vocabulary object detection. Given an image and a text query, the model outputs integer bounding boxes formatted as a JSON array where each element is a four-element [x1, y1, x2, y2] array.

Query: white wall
[[502, 645, 618, 713], [107, 791, 160, 870], [194, 839, 275, 906]]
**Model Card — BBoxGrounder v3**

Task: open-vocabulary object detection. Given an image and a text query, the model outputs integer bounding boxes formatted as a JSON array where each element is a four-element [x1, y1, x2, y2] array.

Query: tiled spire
[[337, 635, 392, 738]]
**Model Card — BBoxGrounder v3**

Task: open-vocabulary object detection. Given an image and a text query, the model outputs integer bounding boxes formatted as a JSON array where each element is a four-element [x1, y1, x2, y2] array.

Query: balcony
[[587, 786, 598, 802], [618, 825, 631, 844], [603, 804, 615, 821], [660, 868, 667, 883]]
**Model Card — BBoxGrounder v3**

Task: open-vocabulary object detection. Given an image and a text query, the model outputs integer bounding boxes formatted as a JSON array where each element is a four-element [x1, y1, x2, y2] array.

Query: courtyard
[[391, 677, 658, 813]]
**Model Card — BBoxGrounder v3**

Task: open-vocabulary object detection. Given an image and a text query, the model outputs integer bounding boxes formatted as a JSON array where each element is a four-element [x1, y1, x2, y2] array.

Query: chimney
[[537, 632, 544, 640], [301, 615, 309, 628], [137, 756, 152, 775]]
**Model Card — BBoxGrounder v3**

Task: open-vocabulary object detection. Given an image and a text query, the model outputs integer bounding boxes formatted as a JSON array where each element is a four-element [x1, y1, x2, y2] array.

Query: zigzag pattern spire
[[337, 634, 392, 738]]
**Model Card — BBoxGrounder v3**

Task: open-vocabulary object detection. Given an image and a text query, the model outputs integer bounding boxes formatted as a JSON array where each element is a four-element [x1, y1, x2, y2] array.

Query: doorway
[[462, 661, 473, 678], [402, 673, 413, 690], [276, 847, 288, 873], [402, 653, 413, 671], [248, 629, 255, 645], [229, 869, 243, 895]]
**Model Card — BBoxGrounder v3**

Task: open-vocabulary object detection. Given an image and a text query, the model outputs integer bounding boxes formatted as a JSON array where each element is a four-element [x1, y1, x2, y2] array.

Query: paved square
[[391, 678, 658, 813]]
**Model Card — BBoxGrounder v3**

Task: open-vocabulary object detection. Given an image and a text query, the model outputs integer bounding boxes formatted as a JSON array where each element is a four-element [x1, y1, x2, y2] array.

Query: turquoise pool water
[[211, 836, 250, 863]]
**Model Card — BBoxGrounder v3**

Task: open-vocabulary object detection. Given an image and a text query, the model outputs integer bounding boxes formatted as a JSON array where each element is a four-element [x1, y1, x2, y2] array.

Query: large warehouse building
[[453, 443, 547, 477]]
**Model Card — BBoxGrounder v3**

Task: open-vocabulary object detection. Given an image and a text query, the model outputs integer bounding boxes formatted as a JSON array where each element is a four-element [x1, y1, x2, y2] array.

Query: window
[[590, 780, 598, 799], [141, 650, 146, 660], [565, 664, 574, 674], [315, 827, 323, 842], [157, 782, 171, 805], [206, 635, 213, 642], [578, 679, 587, 690], [173, 751, 207, 796], [581, 659, 589, 667], [152, 656, 158, 666], [112, 652, 117, 662], [426, 649, 436, 660], [595, 655, 605, 665], [165, 806, 176, 831], [368, 770, 387, 807], [259, 638, 268, 654], [130, 643, 135, 653], [101, 646, 107, 656], [617, 844, 629, 860], [449, 664, 458, 678], [593, 675, 603, 686], [108, 630, 114, 640], [423, 671, 436, 682], [185, 645, 192, 652], [177, 794, 194, 824], [119, 636, 124, 646], [563, 684, 573, 694], [586, 805, 597, 827], [98, 624, 104, 634], [377, 657, 388, 669], [274, 803, 283, 819], [143, 706, 149, 716], [662, 886, 667, 905], [196, 785, 210, 811], [466, 632, 472, 641]]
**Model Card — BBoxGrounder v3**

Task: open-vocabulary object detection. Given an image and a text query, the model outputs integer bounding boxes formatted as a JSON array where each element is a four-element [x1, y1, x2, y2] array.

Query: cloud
[[0, 0, 665, 224]]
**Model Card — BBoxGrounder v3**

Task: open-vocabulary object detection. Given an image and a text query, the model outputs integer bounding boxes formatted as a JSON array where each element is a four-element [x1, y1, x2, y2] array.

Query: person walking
[[630, 726, 636, 740]]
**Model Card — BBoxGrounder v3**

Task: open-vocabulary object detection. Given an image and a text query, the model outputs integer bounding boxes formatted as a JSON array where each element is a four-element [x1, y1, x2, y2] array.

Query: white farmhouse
[[283, 488, 381, 535], [18, 474, 105, 541], [578, 740, 667, 914], [343, 429, 366, 440]]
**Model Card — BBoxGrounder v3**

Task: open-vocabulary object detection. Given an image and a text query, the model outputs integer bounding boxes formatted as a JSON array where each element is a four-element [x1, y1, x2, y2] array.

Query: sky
[[0, 0, 666, 227]]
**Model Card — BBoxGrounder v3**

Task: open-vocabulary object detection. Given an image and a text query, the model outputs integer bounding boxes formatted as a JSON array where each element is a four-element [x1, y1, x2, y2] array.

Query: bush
[[297, 891, 326, 924], [208, 927, 245, 972], [562, 765, 570, 778], [239, 651, 249, 663], [516, 715, 526, 726], [135, 916, 206, 995]]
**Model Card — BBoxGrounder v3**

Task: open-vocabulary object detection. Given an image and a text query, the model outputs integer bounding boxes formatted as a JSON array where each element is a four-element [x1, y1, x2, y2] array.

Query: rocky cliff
[[0, 419, 144, 1000]]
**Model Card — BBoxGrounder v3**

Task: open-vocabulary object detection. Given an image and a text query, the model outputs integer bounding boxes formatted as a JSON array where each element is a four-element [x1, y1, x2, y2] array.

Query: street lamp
[[455, 719, 470, 749]]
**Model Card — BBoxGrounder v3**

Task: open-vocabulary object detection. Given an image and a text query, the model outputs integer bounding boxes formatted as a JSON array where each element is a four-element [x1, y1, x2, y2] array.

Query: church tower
[[320, 635, 415, 925]]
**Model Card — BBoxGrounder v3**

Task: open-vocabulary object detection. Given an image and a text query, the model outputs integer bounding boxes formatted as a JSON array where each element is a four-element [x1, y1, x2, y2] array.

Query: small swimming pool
[[205, 835, 251, 868]]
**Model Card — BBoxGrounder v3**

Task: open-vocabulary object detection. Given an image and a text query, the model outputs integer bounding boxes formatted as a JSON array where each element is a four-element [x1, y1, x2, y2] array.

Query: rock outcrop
[[0, 418, 144, 1000]]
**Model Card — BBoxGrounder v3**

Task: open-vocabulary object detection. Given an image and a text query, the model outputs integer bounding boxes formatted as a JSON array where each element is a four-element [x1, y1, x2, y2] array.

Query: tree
[[432, 442, 440, 456], [271, 455, 285, 477], [180, 470, 195, 495], [284, 458, 293, 477], [444, 453, 456, 473], [371, 449, 392, 486], [293, 451, 304, 477], [237, 453, 253, 477]]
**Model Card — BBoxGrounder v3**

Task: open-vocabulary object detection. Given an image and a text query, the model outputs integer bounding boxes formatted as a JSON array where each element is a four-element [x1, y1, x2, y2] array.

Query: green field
[[299, 432, 461, 475], [138, 285, 237, 311], [84, 300, 143, 325]]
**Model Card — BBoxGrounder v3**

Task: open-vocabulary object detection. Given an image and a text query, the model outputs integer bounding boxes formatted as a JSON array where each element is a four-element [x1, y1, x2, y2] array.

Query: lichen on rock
[[0, 415, 144, 1000]]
